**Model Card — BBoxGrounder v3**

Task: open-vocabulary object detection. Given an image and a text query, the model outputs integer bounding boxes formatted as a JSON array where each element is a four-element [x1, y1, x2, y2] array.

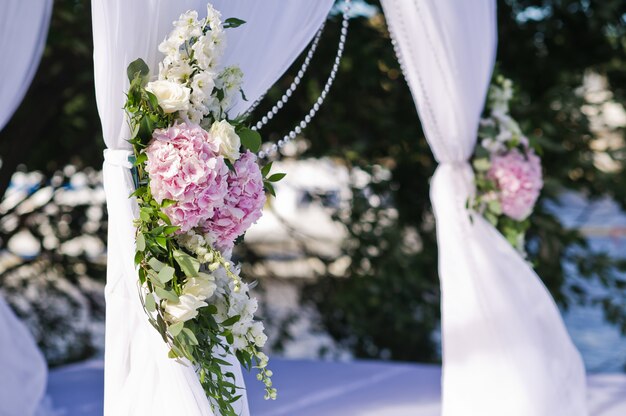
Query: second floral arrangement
[[470, 76, 544, 257]]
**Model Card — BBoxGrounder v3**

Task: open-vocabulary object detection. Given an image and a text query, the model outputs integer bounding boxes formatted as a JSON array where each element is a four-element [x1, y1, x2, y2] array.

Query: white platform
[[47, 358, 626, 416]]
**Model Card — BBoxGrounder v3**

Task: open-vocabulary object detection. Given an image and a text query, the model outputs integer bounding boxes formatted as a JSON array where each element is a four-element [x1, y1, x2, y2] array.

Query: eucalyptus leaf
[[158, 265, 175, 284], [174, 250, 200, 277], [155, 287, 179, 303], [148, 257, 165, 272], [169, 321, 184, 337], [136, 234, 146, 251], [145, 293, 156, 312]]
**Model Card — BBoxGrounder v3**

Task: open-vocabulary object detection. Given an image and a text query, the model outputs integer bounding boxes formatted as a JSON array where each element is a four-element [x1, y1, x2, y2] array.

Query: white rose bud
[[146, 80, 191, 114], [210, 120, 241, 162], [183, 277, 217, 300], [164, 294, 206, 324]]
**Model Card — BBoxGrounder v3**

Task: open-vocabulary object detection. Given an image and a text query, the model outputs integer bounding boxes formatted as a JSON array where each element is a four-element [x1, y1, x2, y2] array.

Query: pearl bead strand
[[247, 23, 325, 123], [258, 0, 351, 160]]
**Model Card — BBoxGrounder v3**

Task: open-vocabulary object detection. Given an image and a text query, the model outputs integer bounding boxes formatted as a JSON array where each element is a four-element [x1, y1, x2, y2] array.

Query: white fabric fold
[[93, 1, 334, 414], [0, 1, 53, 415], [0, 0, 53, 131], [380, 1, 588, 415]]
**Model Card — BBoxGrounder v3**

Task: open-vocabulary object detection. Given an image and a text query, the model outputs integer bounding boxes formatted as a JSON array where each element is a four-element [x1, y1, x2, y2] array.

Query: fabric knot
[[103, 149, 133, 169]]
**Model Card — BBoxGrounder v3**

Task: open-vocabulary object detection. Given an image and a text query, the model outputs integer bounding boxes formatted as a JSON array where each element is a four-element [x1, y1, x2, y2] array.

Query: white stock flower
[[250, 321, 267, 348], [210, 120, 241, 162], [164, 294, 207, 324], [205, 4, 223, 32], [191, 71, 216, 98], [192, 34, 225, 71], [232, 335, 247, 351], [216, 66, 243, 93], [183, 277, 217, 300], [174, 10, 203, 38], [146, 80, 191, 113], [162, 61, 194, 83]]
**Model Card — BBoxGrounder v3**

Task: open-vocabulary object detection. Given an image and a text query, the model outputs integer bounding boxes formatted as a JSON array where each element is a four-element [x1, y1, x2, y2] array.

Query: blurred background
[[0, 0, 625, 374]]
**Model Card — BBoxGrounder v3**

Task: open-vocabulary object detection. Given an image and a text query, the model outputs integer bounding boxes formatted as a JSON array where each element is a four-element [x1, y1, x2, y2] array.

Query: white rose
[[183, 277, 217, 300], [210, 120, 241, 162], [164, 294, 206, 324], [146, 80, 191, 114]]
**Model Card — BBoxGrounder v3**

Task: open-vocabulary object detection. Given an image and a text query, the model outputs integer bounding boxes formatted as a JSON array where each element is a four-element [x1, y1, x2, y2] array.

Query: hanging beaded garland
[[256, 0, 352, 160]]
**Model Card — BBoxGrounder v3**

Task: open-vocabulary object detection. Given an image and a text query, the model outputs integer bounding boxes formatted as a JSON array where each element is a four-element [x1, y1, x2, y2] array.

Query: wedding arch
[[0, 1, 53, 415], [88, 1, 588, 415]]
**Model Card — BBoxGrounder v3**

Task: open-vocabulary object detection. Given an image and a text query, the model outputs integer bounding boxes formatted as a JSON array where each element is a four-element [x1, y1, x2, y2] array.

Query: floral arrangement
[[470, 76, 543, 256], [123, 6, 282, 414]]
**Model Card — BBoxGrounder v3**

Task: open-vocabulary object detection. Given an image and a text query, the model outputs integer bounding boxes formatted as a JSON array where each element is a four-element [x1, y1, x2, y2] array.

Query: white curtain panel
[[0, 1, 53, 131], [92, 1, 333, 415], [379, 1, 588, 415], [0, 1, 52, 416]]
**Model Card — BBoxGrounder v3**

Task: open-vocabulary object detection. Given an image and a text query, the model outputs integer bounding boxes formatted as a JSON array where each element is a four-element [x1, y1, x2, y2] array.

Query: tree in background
[[1, 0, 625, 365]]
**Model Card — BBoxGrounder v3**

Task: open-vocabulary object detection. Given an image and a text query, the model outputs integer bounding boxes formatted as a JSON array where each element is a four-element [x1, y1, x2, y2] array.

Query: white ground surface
[[47, 358, 626, 416]]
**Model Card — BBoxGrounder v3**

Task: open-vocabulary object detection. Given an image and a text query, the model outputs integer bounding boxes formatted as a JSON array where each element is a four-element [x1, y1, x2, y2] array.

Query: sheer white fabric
[[92, 1, 333, 415], [379, 1, 588, 415], [0, 1, 53, 131], [0, 2, 52, 415]]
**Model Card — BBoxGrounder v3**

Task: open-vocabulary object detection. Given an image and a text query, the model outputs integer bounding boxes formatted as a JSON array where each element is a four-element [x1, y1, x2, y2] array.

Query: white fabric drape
[[92, 1, 333, 415], [0, 2, 53, 416], [380, 1, 588, 415], [0, 1, 53, 131]]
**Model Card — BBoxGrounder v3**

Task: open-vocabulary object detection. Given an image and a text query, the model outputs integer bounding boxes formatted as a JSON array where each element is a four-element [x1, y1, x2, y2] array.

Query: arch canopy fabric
[[380, 1, 588, 415], [91, 1, 333, 414], [0, 1, 52, 415]]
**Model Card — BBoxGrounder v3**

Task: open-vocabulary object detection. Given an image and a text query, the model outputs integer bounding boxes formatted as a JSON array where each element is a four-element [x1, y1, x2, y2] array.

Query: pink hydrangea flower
[[204, 151, 266, 250], [145, 122, 228, 233], [488, 148, 543, 221]]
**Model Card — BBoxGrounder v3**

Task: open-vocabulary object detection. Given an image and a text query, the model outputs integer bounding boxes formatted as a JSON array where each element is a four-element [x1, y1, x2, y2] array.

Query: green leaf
[[148, 257, 165, 271], [267, 173, 286, 182], [182, 328, 199, 345], [161, 199, 176, 208], [139, 208, 152, 222], [224, 158, 236, 172], [223, 17, 246, 28], [155, 236, 168, 250], [238, 127, 262, 153], [155, 286, 179, 303], [138, 115, 155, 141], [136, 234, 146, 251], [221, 315, 241, 327], [164, 226, 180, 235], [174, 250, 200, 277], [261, 162, 273, 177], [264, 181, 276, 197], [127, 58, 150, 83], [145, 91, 160, 111], [473, 158, 491, 172], [145, 293, 157, 312], [134, 152, 148, 166], [158, 265, 176, 284], [169, 321, 184, 337]]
